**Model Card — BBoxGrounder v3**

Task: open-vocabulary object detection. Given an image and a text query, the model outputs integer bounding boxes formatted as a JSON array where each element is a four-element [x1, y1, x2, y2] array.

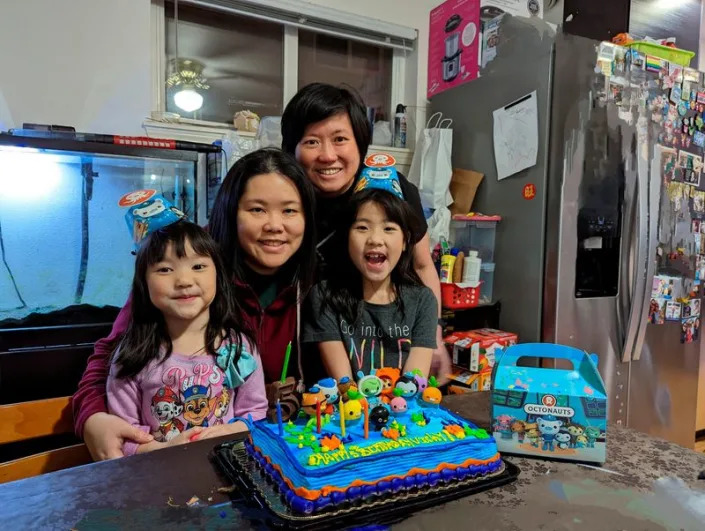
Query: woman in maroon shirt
[[73, 148, 317, 460]]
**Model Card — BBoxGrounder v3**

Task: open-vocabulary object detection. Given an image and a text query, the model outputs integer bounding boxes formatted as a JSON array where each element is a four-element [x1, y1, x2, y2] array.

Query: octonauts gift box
[[491, 343, 607, 463]]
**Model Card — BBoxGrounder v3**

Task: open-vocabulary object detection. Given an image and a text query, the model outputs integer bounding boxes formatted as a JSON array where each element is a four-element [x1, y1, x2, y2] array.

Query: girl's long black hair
[[208, 148, 317, 298], [323, 189, 423, 324], [113, 221, 251, 379]]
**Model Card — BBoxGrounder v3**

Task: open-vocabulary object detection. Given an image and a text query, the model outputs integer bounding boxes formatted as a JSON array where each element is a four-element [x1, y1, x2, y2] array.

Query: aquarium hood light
[[0, 149, 61, 200]]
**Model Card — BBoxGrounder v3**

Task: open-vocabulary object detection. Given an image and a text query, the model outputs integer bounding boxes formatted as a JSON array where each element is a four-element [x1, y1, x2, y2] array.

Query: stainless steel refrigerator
[[431, 15, 702, 448]]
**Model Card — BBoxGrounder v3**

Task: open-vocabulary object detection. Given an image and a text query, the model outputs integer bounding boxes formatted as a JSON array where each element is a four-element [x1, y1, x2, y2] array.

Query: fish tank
[[0, 133, 221, 401]]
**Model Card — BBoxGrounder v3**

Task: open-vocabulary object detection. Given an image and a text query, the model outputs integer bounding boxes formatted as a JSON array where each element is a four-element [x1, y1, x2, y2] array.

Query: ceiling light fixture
[[166, 0, 209, 113]]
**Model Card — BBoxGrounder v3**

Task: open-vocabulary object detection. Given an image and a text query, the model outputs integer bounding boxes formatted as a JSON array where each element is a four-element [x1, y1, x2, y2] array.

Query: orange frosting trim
[[251, 444, 502, 501]]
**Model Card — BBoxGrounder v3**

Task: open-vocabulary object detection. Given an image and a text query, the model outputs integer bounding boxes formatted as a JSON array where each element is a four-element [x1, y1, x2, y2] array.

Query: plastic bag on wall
[[257, 116, 282, 148], [221, 130, 259, 170], [427, 206, 451, 251], [372, 121, 392, 146]]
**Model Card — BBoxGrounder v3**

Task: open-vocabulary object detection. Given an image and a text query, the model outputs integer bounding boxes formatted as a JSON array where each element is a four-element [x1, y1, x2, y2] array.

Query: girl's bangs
[[140, 223, 215, 266]]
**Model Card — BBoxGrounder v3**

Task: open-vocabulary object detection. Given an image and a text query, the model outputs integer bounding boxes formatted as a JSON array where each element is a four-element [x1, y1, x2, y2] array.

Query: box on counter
[[449, 366, 493, 392], [491, 343, 607, 463], [444, 328, 518, 373]]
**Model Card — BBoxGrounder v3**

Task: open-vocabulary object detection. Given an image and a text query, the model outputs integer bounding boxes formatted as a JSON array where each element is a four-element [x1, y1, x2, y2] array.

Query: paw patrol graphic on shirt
[[148, 360, 234, 440], [151, 386, 184, 441]]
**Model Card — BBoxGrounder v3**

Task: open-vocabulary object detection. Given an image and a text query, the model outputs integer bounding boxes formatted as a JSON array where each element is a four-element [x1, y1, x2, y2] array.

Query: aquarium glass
[[0, 145, 197, 330]]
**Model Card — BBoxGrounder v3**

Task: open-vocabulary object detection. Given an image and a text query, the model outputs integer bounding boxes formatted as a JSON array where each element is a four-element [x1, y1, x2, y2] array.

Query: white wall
[[0, 0, 151, 135]]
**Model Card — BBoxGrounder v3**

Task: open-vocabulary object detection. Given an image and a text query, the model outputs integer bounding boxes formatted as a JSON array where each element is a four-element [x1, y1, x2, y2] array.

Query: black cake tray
[[212, 440, 519, 530]]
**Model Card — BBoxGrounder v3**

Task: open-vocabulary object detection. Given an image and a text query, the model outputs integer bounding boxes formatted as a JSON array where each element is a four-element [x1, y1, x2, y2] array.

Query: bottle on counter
[[462, 250, 482, 284], [393, 104, 407, 148], [440, 248, 458, 283], [453, 251, 465, 283]]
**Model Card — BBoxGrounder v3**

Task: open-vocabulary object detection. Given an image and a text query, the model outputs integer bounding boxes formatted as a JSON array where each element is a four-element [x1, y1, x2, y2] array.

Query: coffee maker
[[442, 13, 462, 82]]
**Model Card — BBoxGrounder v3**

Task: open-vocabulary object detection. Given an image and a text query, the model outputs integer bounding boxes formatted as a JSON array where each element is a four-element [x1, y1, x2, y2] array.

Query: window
[[298, 31, 393, 122], [152, 0, 416, 151], [164, 1, 283, 123]]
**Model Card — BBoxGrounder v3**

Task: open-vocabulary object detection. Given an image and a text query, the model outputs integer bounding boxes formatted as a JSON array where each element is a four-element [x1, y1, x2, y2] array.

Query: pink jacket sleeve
[[106, 364, 151, 457], [232, 347, 268, 423], [71, 295, 133, 438]]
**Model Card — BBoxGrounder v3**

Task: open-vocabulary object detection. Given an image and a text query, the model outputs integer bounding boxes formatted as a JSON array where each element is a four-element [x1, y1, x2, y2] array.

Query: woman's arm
[[73, 296, 132, 436], [319, 341, 354, 381], [75, 295, 153, 459], [71, 296, 152, 461], [412, 239, 451, 383], [413, 233, 441, 316]]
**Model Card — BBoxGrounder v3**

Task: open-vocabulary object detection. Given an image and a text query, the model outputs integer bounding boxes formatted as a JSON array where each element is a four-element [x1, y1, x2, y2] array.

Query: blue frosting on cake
[[246, 402, 502, 513]]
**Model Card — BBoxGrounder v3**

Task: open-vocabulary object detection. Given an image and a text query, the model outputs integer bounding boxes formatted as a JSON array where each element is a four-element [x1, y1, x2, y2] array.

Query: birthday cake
[[245, 371, 503, 514]]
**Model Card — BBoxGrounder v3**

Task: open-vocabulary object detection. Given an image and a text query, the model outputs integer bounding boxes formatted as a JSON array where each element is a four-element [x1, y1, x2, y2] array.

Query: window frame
[[148, 0, 415, 153]]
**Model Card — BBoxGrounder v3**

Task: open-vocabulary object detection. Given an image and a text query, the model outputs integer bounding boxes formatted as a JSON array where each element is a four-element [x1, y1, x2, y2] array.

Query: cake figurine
[[301, 387, 327, 417], [369, 404, 390, 431], [412, 369, 428, 394], [376, 367, 400, 403], [337, 376, 357, 402], [390, 396, 408, 416], [341, 392, 364, 422], [394, 373, 419, 398], [316, 377, 340, 413], [420, 376, 443, 407], [356, 371, 383, 402]]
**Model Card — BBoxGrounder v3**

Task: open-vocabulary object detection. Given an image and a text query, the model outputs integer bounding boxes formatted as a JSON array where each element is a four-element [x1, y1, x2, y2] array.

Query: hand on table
[[431, 325, 452, 385], [83, 412, 154, 461], [190, 421, 248, 441]]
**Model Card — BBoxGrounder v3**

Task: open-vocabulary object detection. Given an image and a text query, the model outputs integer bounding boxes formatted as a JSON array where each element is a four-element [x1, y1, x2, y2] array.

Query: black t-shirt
[[315, 172, 428, 270]]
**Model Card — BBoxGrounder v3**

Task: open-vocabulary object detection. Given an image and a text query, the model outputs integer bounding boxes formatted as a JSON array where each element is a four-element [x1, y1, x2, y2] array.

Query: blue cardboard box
[[491, 343, 607, 463]]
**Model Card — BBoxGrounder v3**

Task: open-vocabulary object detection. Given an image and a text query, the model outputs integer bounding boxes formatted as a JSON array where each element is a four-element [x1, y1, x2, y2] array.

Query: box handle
[[496, 343, 595, 368]]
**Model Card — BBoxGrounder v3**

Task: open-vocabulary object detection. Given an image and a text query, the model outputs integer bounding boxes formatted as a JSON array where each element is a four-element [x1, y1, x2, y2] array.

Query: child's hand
[[165, 427, 205, 447], [190, 421, 248, 441]]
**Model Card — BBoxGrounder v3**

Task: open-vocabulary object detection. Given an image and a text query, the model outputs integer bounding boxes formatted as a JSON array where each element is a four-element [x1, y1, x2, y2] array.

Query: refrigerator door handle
[[631, 139, 662, 361], [617, 170, 638, 358], [622, 117, 652, 362]]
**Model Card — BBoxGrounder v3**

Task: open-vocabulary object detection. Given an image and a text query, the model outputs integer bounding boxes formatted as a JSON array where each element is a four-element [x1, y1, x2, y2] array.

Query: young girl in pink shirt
[[106, 221, 267, 455]]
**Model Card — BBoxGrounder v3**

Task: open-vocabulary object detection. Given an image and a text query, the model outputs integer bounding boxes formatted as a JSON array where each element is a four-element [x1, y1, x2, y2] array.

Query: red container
[[441, 282, 482, 309]]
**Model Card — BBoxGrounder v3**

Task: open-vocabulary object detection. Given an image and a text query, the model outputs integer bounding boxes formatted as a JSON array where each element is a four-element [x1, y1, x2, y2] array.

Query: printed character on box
[[555, 429, 571, 450], [566, 424, 584, 448], [494, 414, 514, 440], [537, 415, 563, 452], [584, 426, 601, 448], [525, 425, 540, 447], [511, 420, 526, 443]]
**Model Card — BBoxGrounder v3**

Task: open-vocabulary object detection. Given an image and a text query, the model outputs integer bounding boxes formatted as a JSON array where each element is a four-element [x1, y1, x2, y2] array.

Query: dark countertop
[[1, 393, 704, 530]]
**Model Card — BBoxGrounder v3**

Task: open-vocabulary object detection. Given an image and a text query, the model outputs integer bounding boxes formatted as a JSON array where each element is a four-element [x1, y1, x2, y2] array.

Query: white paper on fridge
[[493, 91, 538, 180]]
